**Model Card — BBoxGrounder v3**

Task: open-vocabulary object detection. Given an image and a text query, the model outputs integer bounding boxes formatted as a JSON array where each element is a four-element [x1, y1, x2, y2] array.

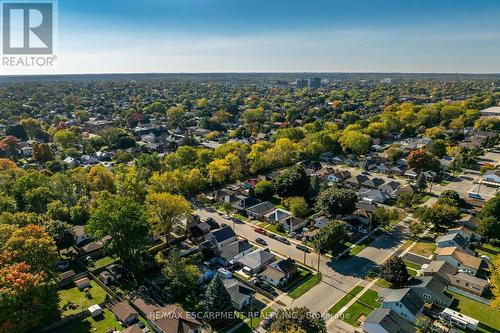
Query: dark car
[[296, 244, 310, 253], [278, 237, 291, 245], [254, 227, 266, 235], [255, 237, 267, 245]]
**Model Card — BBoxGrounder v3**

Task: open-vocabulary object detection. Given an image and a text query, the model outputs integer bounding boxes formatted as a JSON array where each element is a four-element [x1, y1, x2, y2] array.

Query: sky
[[2, 0, 500, 74]]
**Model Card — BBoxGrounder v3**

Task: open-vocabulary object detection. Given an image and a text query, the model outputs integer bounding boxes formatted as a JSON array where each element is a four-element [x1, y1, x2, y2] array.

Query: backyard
[[58, 280, 109, 317], [449, 291, 500, 332], [48, 309, 122, 333], [341, 289, 381, 327]]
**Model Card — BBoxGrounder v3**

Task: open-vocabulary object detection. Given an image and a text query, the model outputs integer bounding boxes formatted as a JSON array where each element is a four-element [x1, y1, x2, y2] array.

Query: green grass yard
[[263, 223, 287, 236], [410, 241, 436, 257], [341, 289, 380, 327], [328, 285, 364, 315], [48, 309, 122, 333], [475, 243, 499, 263], [449, 291, 500, 331], [58, 280, 109, 317], [288, 274, 321, 299]]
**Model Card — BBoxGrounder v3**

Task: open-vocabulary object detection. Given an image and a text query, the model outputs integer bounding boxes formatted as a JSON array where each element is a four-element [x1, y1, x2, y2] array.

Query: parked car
[[221, 214, 231, 219], [255, 237, 267, 245], [261, 312, 276, 329], [254, 227, 266, 235], [358, 227, 368, 234], [296, 244, 310, 253], [55, 260, 70, 271], [253, 280, 278, 296], [278, 237, 291, 245]]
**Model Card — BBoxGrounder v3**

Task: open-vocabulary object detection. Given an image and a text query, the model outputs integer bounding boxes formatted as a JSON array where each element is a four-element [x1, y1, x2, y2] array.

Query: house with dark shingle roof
[[409, 276, 452, 307], [259, 258, 297, 287], [245, 201, 275, 220], [207, 225, 237, 249], [382, 288, 425, 324], [218, 239, 254, 266], [344, 174, 369, 188], [363, 308, 416, 333], [362, 177, 385, 189], [223, 279, 255, 310]]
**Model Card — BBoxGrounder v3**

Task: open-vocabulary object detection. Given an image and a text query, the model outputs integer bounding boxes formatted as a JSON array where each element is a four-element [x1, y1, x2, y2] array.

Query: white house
[[434, 247, 483, 275], [382, 288, 425, 324], [481, 170, 500, 185]]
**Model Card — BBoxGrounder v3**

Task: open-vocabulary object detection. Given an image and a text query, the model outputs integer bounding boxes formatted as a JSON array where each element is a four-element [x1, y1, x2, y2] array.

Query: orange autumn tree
[[0, 225, 59, 333]]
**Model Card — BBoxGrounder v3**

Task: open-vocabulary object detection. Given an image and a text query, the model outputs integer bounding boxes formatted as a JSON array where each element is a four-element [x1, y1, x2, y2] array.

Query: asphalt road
[[195, 208, 407, 314]]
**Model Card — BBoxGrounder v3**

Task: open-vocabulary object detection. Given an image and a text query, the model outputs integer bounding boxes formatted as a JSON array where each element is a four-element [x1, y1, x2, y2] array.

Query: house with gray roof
[[223, 279, 255, 310], [421, 260, 456, 286], [237, 248, 276, 275], [207, 225, 237, 249], [435, 233, 472, 255], [363, 308, 416, 333], [382, 288, 425, 324], [218, 240, 254, 266], [409, 276, 452, 307], [246, 201, 275, 220]]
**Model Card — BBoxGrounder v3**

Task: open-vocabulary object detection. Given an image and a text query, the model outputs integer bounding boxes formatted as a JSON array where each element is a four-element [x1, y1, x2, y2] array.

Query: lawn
[[58, 280, 109, 317], [410, 241, 436, 257], [283, 267, 310, 291], [288, 274, 321, 299], [234, 306, 273, 332], [89, 256, 116, 270], [342, 289, 380, 327], [357, 289, 381, 308], [421, 195, 432, 203], [348, 237, 374, 257], [375, 278, 391, 288], [403, 259, 422, 271], [475, 243, 499, 263], [449, 291, 500, 331], [263, 223, 287, 236], [48, 309, 122, 333], [328, 285, 364, 315], [342, 302, 374, 327], [399, 240, 414, 253]]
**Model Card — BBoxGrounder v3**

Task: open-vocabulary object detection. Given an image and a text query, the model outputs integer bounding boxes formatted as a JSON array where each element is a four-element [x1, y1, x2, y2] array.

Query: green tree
[[203, 274, 233, 326], [379, 257, 409, 287], [415, 203, 460, 231], [254, 180, 274, 200], [162, 249, 201, 299], [270, 307, 326, 333], [273, 165, 309, 198], [283, 196, 309, 218], [437, 190, 461, 207], [373, 207, 400, 229], [316, 188, 358, 217], [87, 194, 149, 267], [43, 219, 75, 253], [339, 130, 370, 154], [145, 192, 192, 238]]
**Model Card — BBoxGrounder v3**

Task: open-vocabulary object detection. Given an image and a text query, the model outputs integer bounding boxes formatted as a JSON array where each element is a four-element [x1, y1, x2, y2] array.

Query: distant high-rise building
[[309, 77, 321, 89], [296, 79, 308, 89]]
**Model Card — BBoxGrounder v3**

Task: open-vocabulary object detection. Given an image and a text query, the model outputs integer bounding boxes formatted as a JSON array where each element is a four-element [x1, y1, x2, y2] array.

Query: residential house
[[404, 168, 419, 179], [481, 169, 500, 185], [362, 177, 385, 189], [439, 157, 454, 171], [223, 279, 255, 310], [456, 214, 482, 230], [382, 288, 425, 324], [376, 164, 390, 174], [282, 217, 308, 233], [73, 225, 91, 246], [395, 184, 415, 197], [98, 271, 115, 285], [344, 174, 369, 188], [237, 248, 276, 275], [409, 276, 452, 307], [246, 201, 275, 220], [188, 222, 212, 243], [434, 247, 484, 275], [111, 301, 138, 326], [107, 264, 125, 280], [435, 233, 473, 255], [121, 325, 143, 333], [359, 188, 389, 204], [379, 181, 401, 199], [389, 166, 405, 175], [207, 226, 237, 250], [448, 272, 489, 296], [265, 208, 292, 225], [363, 308, 416, 333], [421, 260, 456, 286], [448, 225, 481, 242], [74, 277, 91, 290], [329, 170, 351, 183], [77, 240, 104, 258], [228, 195, 261, 215], [259, 258, 297, 287], [314, 215, 330, 228], [218, 240, 254, 266]]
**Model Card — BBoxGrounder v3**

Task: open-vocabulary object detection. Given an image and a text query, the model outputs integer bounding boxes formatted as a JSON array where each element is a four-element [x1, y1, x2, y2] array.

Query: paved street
[[195, 207, 408, 315]]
